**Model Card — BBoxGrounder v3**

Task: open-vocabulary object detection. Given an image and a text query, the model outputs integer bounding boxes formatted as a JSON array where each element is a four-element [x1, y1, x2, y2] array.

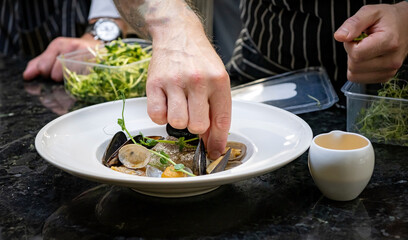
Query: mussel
[[206, 148, 231, 174], [192, 139, 207, 175], [102, 131, 127, 165], [166, 123, 199, 145], [192, 139, 244, 175], [133, 135, 163, 149], [104, 138, 133, 167]]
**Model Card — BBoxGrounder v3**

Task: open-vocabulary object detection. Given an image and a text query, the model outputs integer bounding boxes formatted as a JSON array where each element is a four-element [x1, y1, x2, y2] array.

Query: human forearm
[[113, 0, 202, 40]]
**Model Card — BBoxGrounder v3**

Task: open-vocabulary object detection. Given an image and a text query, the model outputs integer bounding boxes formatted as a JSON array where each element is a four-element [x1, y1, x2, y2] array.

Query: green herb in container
[[356, 77, 408, 146], [58, 39, 152, 104]]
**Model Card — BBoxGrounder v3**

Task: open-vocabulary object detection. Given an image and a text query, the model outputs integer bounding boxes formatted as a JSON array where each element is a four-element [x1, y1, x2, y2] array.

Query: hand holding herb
[[334, 2, 408, 84]]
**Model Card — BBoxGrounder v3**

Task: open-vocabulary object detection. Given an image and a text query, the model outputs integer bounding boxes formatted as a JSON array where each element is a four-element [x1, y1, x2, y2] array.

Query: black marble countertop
[[0, 57, 407, 240]]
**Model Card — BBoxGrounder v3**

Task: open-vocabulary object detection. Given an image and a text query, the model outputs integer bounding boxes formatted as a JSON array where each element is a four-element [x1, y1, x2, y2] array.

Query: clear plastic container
[[342, 80, 408, 147], [231, 67, 339, 114], [57, 38, 152, 104]]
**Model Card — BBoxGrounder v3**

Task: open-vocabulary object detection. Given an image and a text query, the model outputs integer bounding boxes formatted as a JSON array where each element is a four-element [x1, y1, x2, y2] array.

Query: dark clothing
[[227, 0, 400, 96], [0, 0, 91, 57]]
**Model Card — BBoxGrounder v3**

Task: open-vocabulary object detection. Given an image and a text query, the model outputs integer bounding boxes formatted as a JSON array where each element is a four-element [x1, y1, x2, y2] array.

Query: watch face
[[95, 20, 121, 42]]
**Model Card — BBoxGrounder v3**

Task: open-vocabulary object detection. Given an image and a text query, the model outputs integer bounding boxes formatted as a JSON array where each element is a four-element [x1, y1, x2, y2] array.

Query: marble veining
[[0, 57, 407, 239]]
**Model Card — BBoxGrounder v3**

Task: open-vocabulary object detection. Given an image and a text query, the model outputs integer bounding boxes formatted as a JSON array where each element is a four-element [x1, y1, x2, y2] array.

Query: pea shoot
[[139, 134, 198, 151], [307, 94, 321, 108], [62, 39, 151, 104], [353, 32, 368, 42], [356, 76, 408, 146]]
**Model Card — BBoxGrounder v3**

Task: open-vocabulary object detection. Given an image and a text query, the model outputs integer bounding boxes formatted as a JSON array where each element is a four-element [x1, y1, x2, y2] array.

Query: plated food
[[103, 96, 247, 178], [103, 125, 246, 178]]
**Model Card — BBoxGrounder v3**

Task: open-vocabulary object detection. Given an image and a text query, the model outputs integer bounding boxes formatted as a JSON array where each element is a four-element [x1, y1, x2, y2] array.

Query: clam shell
[[118, 144, 151, 169], [226, 141, 247, 161]]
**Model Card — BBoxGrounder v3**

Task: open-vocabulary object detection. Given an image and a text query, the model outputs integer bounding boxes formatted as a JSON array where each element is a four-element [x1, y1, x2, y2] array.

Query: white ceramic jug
[[308, 130, 375, 201]]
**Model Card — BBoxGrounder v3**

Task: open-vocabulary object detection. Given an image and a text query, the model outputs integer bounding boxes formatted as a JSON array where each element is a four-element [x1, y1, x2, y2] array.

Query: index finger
[[23, 57, 41, 80], [204, 76, 231, 160]]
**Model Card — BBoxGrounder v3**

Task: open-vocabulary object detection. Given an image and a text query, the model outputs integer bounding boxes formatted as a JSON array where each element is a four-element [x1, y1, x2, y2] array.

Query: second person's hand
[[334, 1, 408, 83], [23, 34, 100, 82]]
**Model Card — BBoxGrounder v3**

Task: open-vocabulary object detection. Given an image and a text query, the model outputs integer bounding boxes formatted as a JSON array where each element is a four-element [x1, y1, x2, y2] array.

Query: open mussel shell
[[206, 148, 231, 174], [105, 139, 134, 167], [192, 139, 244, 176], [102, 131, 127, 165], [225, 160, 242, 170], [166, 124, 198, 145], [192, 138, 207, 175]]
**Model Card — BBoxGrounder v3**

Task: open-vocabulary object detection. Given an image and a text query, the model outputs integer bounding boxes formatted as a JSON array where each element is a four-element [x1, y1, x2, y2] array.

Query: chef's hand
[[146, 20, 231, 159], [334, 1, 408, 83], [113, 0, 231, 159], [23, 34, 100, 82], [147, 12, 231, 160]]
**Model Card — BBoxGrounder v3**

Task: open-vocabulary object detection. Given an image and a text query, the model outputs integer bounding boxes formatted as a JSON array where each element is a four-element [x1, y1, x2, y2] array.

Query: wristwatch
[[86, 18, 122, 42]]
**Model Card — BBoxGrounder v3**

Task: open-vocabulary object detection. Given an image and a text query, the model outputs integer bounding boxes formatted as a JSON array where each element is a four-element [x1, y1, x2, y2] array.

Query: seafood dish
[[102, 124, 247, 178]]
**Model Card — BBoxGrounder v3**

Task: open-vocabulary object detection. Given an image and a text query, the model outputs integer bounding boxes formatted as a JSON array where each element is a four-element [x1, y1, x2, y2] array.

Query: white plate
[[35, 98, 312, 197]]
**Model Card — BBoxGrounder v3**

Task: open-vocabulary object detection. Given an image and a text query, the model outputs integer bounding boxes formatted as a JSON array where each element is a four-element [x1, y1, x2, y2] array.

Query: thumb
[[334, 6, 378, 42], [23, 58, 41, 80]]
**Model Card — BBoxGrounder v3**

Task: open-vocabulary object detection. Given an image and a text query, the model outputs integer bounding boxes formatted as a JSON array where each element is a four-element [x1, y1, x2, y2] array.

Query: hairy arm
[[113, 0, 197, 39], [114, 0, 231, 160]]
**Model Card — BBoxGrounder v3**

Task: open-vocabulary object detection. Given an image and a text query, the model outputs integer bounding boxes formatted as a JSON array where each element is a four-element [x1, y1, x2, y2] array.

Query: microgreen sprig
[[307, 94, 321, 108], [117, 94, 196, 176], [62, 39, 151, 104], [356, 75, 408, 146], [353, 32, 368, 42]]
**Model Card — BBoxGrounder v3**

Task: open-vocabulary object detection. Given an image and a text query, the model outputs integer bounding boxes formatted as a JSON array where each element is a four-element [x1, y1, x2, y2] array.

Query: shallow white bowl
[[35, 98, 312, 197]]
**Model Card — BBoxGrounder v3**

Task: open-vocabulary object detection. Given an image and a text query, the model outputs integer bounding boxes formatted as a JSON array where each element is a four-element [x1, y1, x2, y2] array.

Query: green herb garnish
[[353, 32, 368, 41], [139, 133, 198, 152], [159, 151, 170, 165], [174, 164, 185, 171], [356, 76, 408, 146], [307, 94, 321, 108], [62, 39, 152, 104]]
